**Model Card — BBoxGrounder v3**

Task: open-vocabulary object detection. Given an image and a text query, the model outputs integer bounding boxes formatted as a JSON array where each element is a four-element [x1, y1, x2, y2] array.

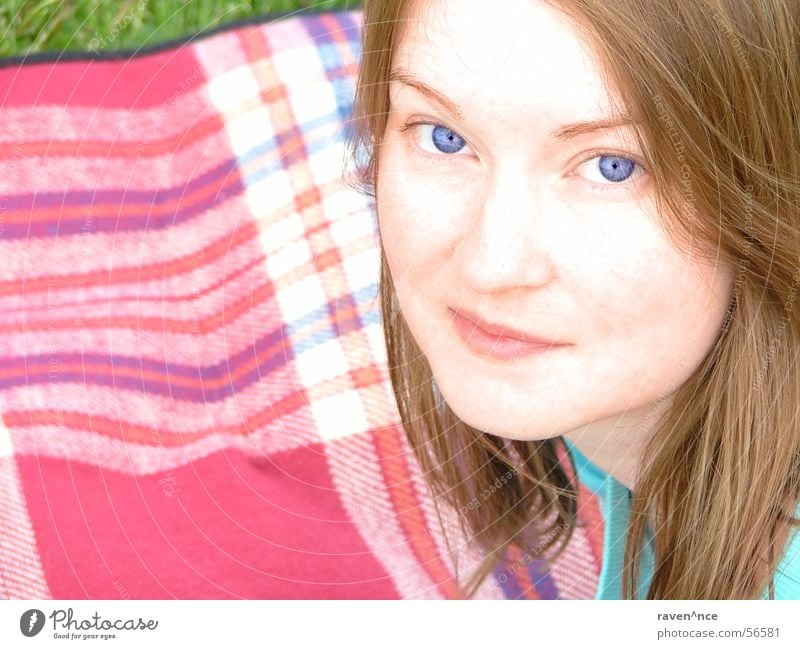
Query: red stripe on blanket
[[0, 115, 226, 160], [0, 218, 256, 299], [17, 445, 400, 598], [370, 425, 463, 599], [0, 159, 239, 224], [0, 252, 267, 315], [0, 339, 284, 396], [506, 543, 541, 599], [0, 48, 206, 109], [4, 365, 369, 445], [0, 272, 283, 336]]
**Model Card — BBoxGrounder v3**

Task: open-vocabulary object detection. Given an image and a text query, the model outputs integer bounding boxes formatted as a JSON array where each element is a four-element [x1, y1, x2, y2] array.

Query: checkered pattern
[[0, 10, 603, 599]]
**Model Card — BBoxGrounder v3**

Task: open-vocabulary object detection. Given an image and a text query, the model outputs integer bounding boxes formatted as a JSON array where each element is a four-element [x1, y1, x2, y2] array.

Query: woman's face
[[376, 0, 734, 444]]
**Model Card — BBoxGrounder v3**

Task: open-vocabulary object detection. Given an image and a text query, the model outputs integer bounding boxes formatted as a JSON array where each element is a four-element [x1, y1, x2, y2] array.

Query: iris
[[598, 155, 636, 182], [431, 125, 467, 154]]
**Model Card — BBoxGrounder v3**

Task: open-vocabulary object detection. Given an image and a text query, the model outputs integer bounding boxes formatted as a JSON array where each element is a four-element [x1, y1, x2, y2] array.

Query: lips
[[449, 307, 568, 361], [449, 307, 564, 345]]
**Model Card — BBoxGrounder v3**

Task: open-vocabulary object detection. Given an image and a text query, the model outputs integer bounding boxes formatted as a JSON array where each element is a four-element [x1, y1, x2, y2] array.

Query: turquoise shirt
[[563, 437, 800, 599]]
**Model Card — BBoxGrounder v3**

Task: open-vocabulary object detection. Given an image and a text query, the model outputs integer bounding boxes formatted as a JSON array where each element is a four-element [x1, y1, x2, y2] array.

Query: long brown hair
[[346, 0, 800, 599]]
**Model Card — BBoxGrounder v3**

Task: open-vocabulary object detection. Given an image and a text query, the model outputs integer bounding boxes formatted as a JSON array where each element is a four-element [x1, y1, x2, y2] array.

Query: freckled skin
[[376, 0, 734, 487]]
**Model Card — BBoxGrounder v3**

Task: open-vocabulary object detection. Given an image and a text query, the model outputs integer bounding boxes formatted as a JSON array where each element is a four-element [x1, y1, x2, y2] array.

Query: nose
[[456, 163, 555, 295]]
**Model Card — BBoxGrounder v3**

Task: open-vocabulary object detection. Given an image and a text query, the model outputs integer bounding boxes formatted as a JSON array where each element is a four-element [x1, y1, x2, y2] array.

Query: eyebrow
[[388, 68, 637, 142]]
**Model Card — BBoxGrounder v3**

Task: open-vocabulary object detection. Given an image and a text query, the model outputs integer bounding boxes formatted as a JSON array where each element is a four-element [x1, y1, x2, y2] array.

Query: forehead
[[393, 0, 622, 124]]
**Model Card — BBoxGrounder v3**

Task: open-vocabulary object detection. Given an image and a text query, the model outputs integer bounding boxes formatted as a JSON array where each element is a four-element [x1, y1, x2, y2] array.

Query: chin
[[439, 392, 562, 442], [479, 426, 563, 443]]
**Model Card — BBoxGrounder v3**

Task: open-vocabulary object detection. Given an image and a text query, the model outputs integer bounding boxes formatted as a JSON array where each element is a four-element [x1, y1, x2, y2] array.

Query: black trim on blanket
[[0, 5, 361, 69]]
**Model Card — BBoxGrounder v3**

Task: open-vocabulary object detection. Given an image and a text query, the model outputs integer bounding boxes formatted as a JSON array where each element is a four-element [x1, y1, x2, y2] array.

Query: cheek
[[570, 193, 710, 335], [376, 176, 418, 290], [562, 211, 670, 337], [581, 233, 732, 387], [376, 153, 471, 281]]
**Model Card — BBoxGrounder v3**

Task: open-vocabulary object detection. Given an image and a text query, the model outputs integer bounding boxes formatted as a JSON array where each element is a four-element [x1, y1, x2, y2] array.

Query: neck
[[562, 396, 674, 492]]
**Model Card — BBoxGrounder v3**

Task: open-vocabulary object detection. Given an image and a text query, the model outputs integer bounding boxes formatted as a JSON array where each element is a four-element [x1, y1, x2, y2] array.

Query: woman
[[347, 0, 800, 598]]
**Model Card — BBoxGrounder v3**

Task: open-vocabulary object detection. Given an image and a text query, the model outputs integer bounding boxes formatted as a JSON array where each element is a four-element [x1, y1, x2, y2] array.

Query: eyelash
[[397, 119, 648, 195]]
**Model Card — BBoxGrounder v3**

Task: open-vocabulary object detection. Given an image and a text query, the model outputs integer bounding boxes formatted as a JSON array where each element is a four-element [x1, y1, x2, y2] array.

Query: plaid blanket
[[0, 10, 603, 599]]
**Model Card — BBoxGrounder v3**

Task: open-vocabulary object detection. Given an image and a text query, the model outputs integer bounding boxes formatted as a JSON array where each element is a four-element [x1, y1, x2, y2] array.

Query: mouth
[[449, 307, 568, 361]]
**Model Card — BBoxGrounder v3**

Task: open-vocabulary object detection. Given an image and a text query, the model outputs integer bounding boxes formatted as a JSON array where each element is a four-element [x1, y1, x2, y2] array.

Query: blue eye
[[404, 122, 471, 156], [429, 125, 466, 153], [576, 153, 643, 189], [597, 155, 636, 182]]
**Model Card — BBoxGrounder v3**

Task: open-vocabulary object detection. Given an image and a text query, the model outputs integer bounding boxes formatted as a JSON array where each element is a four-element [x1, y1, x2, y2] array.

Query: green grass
[[0, 0, 360, 57]]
